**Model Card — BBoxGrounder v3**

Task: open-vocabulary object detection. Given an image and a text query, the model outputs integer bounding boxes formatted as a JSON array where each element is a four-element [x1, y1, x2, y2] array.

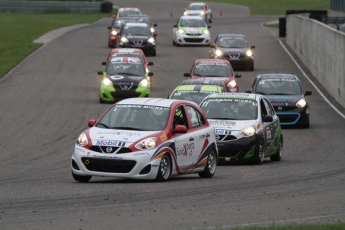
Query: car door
[[262, 98, 280, 155]]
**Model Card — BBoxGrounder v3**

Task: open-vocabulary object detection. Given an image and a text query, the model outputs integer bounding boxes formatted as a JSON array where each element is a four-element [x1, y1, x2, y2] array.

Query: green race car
[[98, 57, 153, 103], [169, 84, 224, 105]]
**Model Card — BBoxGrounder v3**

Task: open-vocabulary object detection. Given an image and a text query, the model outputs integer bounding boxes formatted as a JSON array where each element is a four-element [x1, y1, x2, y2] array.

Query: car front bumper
[[100, 85, 151, 103], [176, 33, 210, 45]]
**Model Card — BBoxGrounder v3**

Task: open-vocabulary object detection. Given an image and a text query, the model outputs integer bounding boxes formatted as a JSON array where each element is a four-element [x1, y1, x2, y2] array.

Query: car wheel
[[155, 154, 171, 182], [270, 136, 283, 161], [72, 172, 92, 183], [99, 97, 105, 104], [252, 139, 265, 165], [198, 149, 217, 178]]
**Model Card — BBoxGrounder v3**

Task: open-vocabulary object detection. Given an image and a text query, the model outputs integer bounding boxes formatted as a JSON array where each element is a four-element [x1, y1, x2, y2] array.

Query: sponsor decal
[[92, 155, 122, 160], [97, 131, 141, 136], [199, 134, 205, 139], [134, 152, 150, 156], [115, 104, 168, 110], [75, 147, 85, 153], [208, 120, 236, 126], [95, 140, 125, 146], [110, 75, 124, 80], [151, 164, 159, 167], [215, 129, 231, 135], [160, 134, 168, 142], [176, 143, 195, 157]]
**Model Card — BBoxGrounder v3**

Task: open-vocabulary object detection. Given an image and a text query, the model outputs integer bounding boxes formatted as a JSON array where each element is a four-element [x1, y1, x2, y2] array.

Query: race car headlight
[[77, 132, 88, 146], [240, 126, 256, 137], [246, 50, 253, 57], [178, 29, 185, 34], [139, 78, 149, 87], [111, 30, 117, 36], [147, 37, 155, 43], [215, 49, 223, 56], [296, 98, 307, 108], [183, 11, 188, 16], [150, 27, 155, 33], [103, 78, 113, 86], [203, 29, 209, 35], [199, 11, 205, 15], [121, 37, 129, 43], [135, 137, 157, 150], [227, 80, 237, 88]]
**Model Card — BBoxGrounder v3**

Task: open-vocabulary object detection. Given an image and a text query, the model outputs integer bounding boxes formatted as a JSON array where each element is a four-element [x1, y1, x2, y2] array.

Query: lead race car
[[71, 98, 218, 182]]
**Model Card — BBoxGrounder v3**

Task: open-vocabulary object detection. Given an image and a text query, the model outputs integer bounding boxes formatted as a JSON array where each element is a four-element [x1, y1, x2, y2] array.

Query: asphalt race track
[[0, 0, 345, 229]]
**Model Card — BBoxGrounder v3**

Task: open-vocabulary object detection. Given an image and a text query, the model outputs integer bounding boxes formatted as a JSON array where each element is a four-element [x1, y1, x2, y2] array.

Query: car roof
[[218, 34, 247, 39], [123, 22, 149, 27], [109, 57, 142, 63], [111, 48, 144, 54], [182, 79, 226, 87], [173, 84, 223, 93], [116, 98, 193, 107], [180, 15, 204, 20], [257, 73, 298, 80], [195, 59, 230, 65], [189, 2, 205, 6], [204, 92, 259, 101], [119, 8, 141, 12]]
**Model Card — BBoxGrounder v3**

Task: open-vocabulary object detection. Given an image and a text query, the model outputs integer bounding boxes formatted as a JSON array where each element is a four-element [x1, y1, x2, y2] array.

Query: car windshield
[[180, 18, 206, 27], [171, 91, 212, 104], [111, 53, 145, 64], [112, 19, 137, 29], [255, 78, 302, 95], [217, 37, 249, 48], [136, 17, 152, 26], [200, 98, 258, 120], [193, 64, 233, 77], [118, 10, 141, 17], [187, 5, 204, 10], [106, 62, 145, 76], [96, 105, 171, 131], [123, 25, 151, 36]]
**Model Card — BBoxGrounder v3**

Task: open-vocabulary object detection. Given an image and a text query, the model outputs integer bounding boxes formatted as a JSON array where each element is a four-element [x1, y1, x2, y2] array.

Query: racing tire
[[270, 136, 283, 161], [252, 139, 265, 165], [99, 97, 105, 104], [198, 149, 217, 178], [155, 154, 171, 182], [72, 172, 92, 183]]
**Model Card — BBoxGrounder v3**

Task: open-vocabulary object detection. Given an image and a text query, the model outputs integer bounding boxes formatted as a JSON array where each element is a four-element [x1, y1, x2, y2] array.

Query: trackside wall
[[286, 15, 345, 108]]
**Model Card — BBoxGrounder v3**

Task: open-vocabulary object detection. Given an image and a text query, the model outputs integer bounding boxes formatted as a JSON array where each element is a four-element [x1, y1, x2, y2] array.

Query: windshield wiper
[[111, 126, 144, 131], [97, 123, 110, 128]]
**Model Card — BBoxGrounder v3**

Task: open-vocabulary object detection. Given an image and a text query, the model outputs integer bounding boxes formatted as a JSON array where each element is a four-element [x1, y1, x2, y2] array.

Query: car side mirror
[[210, 44, 215, 48], [101, 61, 106, 66], [88, 120, 96, 127], [304, 90, 312, 96], [250, 45, 255, 49], [173, 25, 177, 28], [154, 24, 157, 27], [263, 115, 273, 123], [148, 72, 154, 76], [208, 25, 211, 29], [97, 71, 103, 75], [235, 73, 241, 78], [148, 61, 154, 65], [174, 125, 188, 133], [183, 73, 190, 77]]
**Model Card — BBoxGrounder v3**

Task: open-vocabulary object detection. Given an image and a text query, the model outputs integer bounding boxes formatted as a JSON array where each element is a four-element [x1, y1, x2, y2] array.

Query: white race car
[[72, 98, 218, 182], [183, 2, 213, 23], [173, 16, 211, 46]]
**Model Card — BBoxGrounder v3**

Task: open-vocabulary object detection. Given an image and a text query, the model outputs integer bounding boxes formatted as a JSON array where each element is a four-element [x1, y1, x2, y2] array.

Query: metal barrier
[[330, 0, 345, 13], [0, 1, 102, 13]]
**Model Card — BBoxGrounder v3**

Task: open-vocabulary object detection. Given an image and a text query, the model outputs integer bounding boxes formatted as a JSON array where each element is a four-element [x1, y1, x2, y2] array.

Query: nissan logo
[[106, 147, 113, 153], [133, 39, 143, 45]]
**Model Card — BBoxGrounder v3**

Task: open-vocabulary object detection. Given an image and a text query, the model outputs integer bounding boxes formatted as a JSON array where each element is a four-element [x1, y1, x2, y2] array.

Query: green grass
[[0, 12, 114, 78], [194, 0, 329, 15]]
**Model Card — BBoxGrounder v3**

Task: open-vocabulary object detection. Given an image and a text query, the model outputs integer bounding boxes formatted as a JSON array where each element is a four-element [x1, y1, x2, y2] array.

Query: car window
[[263, 98, 275, 116], [256, 78, 302, 95], [217, 37, 249, 48], [173, 106, 189, 129], [260, 99, 269, 118], [188, 4, 204, 10], [194, 63, 232, 77], [111, 53, 145, 64], [123, 25, 151, 36], [106, 61, 145, 76], [186, 105, 205, 128], [180, 18, 206, 27]]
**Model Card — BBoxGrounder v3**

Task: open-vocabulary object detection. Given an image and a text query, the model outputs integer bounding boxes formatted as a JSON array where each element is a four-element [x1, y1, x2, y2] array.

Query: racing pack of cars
[[71, 4, 312, 183]]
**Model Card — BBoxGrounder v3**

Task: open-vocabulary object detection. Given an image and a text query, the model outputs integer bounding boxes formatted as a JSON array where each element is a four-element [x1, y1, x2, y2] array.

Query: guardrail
[[0, 1, 102, 13], [330, 0, 345, 13]]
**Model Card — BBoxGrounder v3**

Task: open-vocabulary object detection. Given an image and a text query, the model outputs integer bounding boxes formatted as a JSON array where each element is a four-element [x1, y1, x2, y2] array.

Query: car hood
[[265, 94, 303, 104], [106, 74, 144, 83], [88, 127, 159, 146], [218, 47, 248, 54], [180, 27, 206, 34], [207, 119, 256, 131], [126, 35, 149, 40]]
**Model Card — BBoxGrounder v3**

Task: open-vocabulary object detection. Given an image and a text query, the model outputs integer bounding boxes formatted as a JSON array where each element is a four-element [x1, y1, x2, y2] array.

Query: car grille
[[89, 146, 132, 154], [186, 33, 202, 36], [110, 91, 142, 101], [81, 157, 136, 173], [218, 151, 239, 158], [216, 135, 237, 141], [276, 113, 301, 123], [129, 40, 148, 45], [184, 38, 204, 43]]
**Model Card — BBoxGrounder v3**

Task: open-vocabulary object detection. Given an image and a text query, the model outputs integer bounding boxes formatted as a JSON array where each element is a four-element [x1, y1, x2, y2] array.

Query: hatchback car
[[173, 16, 211, 46], [71, 98, 218, 182], [116, 7, 142, 18], [183, 2, 213, 23], [98, 57, 152, 103], [117, 22, 157, 56], [210, 34, 255, 71], [246, 73, 312, 128], [184, 59, 241, 92], [199, 93, 283, 164], [169, 84, 224, 104]]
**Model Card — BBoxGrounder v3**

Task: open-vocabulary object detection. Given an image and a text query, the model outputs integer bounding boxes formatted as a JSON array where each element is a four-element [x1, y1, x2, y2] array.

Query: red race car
[[184, 59, 241, 92]]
